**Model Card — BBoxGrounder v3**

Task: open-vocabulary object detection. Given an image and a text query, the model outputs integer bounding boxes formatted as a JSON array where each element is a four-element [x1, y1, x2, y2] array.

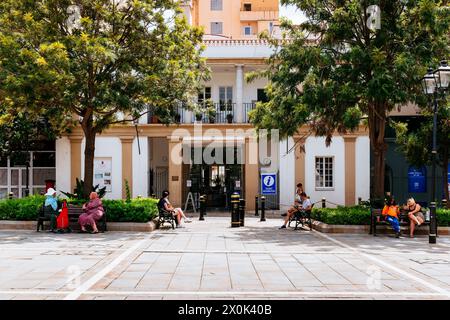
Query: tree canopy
[[249, 0, 450, 197], [0, 0, 208, 196]]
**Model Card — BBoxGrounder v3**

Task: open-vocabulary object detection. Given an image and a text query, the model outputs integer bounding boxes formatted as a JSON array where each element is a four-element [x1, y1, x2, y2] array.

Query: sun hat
[[44, 188, 57, 197]]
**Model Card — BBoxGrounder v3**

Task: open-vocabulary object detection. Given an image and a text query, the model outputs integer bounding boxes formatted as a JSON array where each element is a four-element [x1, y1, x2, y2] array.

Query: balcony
[[146, 102, 257, 124], [240, 10, 278, 21]]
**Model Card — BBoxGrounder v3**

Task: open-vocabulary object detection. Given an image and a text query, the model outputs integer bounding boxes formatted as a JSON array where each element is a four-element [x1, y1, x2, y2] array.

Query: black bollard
[[260, 196, 266, 222], [8, 192, 14, 200], [322, 198, 326, 208], [231, 193, 240, 228], [239, 199, 246, 227], [255, 195, 259, 216], [199, 195, 206, 221], [442, 199, 448, 209]]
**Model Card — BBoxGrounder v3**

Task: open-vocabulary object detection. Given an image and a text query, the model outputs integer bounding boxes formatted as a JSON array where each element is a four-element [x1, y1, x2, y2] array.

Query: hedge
[[0, 196, 158, 222], [311, 206, 450, 226]]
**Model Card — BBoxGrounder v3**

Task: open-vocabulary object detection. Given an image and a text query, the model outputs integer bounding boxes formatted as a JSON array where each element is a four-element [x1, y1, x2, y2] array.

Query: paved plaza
[[1, 217, 450, 300]]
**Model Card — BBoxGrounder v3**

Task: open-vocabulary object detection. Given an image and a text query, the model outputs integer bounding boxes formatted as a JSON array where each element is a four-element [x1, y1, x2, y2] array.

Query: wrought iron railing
[[244, 103, 256, 123]]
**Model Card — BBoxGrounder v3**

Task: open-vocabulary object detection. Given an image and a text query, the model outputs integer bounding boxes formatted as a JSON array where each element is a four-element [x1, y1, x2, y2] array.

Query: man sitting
[[279, 192, 312, 229], [281, 183, 303, 217]]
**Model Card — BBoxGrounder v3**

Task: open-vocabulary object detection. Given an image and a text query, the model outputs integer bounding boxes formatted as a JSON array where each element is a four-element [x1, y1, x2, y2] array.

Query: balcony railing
[[146, 102, 258, 124], [240, 10, 279, 21]]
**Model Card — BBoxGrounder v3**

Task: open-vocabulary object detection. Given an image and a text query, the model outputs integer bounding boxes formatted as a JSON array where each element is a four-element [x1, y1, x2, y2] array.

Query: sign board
[[235, 180, 241, 188], [94, 158, 112, 192], [261, 173, 277, 195], [408, 166, 426, 193], [186, 180, 192, 188]]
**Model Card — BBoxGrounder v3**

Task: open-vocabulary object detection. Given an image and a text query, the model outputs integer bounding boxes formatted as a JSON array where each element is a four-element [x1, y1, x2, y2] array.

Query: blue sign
[[408, 166, 427, 193], [261, 173, 277, 195]]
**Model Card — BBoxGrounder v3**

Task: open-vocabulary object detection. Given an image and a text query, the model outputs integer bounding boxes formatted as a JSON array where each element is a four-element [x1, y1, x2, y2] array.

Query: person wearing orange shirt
[[382, 198, 401, 238]]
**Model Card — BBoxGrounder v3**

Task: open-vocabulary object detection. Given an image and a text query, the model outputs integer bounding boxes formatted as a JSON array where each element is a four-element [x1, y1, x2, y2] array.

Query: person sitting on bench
[[78, 192, 104, 234], [279, 192, 311, 229], [158, 190, 192, 228], [404, 198, 423, 238], [43, 188, 60, 232], [281, 183, 303, 217], [382, 197, 401, 238]]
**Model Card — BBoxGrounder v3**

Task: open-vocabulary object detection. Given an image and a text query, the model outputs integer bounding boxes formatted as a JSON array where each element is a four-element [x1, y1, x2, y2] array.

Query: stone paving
[[1, 217, 450, 300]]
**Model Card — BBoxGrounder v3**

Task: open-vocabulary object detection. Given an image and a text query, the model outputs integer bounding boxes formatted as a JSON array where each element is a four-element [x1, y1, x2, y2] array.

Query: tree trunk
[[368, 101, 388, 199], [81, 120, 96, 199]]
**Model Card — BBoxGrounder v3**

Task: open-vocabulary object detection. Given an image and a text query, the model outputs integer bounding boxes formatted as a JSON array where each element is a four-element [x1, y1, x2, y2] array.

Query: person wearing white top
[[279, 192, 312, 229]]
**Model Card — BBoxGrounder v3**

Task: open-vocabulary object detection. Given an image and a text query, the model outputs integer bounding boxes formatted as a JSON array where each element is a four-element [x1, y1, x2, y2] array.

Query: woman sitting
[[404, 198, 424, 238], [382, 197, 401, 238], [78, 192, 104, 234], [158, 190, 191, 228], [43, 188, 60, 232]]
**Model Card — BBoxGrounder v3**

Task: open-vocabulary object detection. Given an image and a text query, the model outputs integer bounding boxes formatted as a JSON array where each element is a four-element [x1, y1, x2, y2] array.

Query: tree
[[0, 0, 208, 197], [392, 101, 450, 202], [249, 0, 450, 198]]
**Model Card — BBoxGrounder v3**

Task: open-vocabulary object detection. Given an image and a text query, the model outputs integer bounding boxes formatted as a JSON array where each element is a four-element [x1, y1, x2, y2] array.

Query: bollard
[[8, 192, 14, 200], [260, 196, 266, 222], [358, 197, 362, 205], [255, 195, 259, 216], [442, 199, 448, 209], [199, 195, 206, 221], [231, 193, 240, 228], [239, 199, 246, 227], [322, 198, 326, 208]]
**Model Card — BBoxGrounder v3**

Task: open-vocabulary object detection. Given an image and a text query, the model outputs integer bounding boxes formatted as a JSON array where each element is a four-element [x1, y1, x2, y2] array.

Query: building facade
[[5, 0, 372, 210]]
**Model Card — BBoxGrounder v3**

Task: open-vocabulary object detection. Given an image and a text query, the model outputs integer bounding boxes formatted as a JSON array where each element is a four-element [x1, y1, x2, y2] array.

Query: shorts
[[411, 211, 424, 221]]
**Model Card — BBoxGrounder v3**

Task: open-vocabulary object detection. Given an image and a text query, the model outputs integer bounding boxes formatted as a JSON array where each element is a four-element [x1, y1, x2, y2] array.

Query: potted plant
[[226, 113, 233, 124], [174, 113, 181, 123], [206, 103, 216, 123], [194, 108, 203, 122]]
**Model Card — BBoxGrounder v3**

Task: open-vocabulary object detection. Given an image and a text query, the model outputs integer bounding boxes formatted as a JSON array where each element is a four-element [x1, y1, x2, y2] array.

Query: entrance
[[186, 147, 244, 209]]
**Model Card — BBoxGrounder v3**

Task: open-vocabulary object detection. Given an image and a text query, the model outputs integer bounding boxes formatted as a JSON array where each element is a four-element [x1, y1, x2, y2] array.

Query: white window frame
[[315, 156, 334, 190], [211, 0, 223, 11], [211, 22, 223, 35], [243, 26, 252, 36]]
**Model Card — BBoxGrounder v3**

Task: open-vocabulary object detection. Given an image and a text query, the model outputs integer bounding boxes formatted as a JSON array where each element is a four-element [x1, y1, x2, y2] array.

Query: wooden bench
[[37, 203, 107, 233], [369, 208, 429, 236], [158, 207, 176, 229], [288, 203, 315, 230]]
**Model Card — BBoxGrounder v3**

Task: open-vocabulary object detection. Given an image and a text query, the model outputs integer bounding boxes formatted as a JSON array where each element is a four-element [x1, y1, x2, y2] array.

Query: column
[[120, 136, 134, 199], [69, 135, 83, 192], [235, 64, 244, 123], [168, 136, 183, 207], [245, 136, 259, 211], [295, 137, 306, 192], [344, 136, 357, 206]]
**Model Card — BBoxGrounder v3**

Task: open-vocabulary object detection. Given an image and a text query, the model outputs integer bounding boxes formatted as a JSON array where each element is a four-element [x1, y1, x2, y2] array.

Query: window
[[243, 26, 252, 36], [315, 157, 334, 189], [198, 87, 211, 103], [211, 0, 223, 11], [243, 3, 252, 11], [219, 86, 233, 111], [211, 22, 223, 35]]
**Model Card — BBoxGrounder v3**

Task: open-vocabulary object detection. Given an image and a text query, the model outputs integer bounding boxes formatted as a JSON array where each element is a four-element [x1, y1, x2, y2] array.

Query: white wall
[[133, 137, 149, 198], [305, 136, 346, 207], [81, 137, 123, 200], [55, 137, 71, 197], [279, 138, 296, 211], [355, 136, 371, 202]]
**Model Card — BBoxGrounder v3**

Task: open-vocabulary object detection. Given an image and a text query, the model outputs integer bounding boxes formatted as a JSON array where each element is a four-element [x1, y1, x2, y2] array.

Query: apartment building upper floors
[[182, 0, 279, 39]]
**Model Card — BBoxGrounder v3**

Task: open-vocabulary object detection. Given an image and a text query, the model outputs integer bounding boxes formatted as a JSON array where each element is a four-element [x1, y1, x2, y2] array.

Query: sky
[[279, 4, 307, 24]]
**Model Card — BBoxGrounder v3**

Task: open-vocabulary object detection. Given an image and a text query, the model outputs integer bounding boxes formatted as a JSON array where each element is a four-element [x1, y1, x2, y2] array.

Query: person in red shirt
[[382, 197, 401, 238]]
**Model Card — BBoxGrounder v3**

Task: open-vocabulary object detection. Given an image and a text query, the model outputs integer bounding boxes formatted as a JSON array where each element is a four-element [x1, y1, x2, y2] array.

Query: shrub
[[437, 208, 450, 227], [0, 196, 158, 222], [311, 206, 371, 225]]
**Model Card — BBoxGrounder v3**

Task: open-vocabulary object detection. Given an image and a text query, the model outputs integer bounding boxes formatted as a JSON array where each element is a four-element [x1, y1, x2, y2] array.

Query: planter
[[174, 114, 181, 123], [209, 117, 216, 124], [195, 114, 203, 122], [226, 114, 233, 124]]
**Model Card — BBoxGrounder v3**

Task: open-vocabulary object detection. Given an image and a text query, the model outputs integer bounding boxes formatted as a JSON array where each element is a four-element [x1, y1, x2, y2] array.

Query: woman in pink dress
[[78, 192, 104, 234]]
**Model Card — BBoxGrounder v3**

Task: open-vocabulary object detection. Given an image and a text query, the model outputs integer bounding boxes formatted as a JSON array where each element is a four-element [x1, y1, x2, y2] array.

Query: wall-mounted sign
[[186, 180, 192, 188], [408, 166, 427, 193], [94, 158, 112, 192], [235, 180, 241, 188], [261, 173, 277, 195]]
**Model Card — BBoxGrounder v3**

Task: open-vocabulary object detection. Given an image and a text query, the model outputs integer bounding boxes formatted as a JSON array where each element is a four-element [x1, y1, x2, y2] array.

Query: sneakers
[[185, 218, 193, 223], [395, 232, 401, 238], [279, 225, 287, 229], [177, 224, 185, 228]]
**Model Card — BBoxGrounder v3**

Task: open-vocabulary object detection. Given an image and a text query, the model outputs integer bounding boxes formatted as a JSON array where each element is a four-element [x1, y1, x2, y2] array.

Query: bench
[[288, 203, 315, 230], [37, 202, 107, 233], [158, 207, 177, 229], [369, 208, 429, 236]]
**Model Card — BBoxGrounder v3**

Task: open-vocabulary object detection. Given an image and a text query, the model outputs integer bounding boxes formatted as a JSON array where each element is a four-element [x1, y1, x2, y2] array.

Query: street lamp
[[421, 60, 450, 244]]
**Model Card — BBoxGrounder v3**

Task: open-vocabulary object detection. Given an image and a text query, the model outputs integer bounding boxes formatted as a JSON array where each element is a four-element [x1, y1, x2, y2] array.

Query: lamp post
[[421, 60, 450, 244]]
